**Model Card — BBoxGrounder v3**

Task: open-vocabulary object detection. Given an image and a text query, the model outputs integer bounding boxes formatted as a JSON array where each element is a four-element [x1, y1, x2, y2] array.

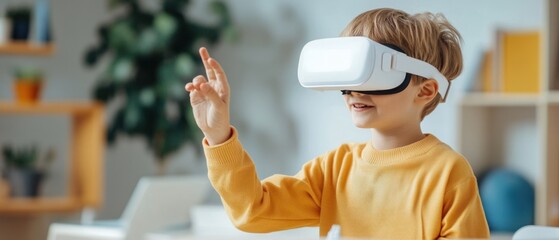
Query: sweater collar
[[360, 134, 441, 165]]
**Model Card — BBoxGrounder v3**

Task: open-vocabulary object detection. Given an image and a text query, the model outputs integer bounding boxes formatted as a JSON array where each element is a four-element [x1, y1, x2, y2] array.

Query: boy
[[185, 8, 490, 239]]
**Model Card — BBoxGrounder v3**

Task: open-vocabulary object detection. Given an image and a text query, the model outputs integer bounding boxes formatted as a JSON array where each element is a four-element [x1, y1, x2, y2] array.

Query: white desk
[[147, 228, 319, 240], [147, 205, 319, 240]]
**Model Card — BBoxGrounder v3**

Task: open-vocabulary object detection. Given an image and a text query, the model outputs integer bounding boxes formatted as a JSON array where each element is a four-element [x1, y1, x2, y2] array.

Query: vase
[[6, 168, 44, 197], [156, 157, 169, 176], [10, 19, 30, 41], [14, 80, 43, 104]]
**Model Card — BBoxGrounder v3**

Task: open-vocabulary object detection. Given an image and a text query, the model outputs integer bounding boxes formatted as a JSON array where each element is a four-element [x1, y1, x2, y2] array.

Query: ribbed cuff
[[203, 127, 245, 165]]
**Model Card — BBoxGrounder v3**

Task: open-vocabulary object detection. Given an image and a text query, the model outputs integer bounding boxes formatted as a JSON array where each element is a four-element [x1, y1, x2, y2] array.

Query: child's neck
[[369, 124, 425, 150]]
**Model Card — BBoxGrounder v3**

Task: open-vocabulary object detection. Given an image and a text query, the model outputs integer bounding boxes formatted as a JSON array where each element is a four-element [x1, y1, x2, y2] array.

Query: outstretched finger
[[200, 47, 216, 81], [208, 58, 230, 91]]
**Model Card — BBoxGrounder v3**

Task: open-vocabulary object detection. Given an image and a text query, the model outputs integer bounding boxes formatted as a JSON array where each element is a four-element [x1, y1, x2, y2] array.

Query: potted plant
[[84, 0, 235, 174], [13, 67, 44, 104], [2, 144, 56, 197], [6, 5, 32, 41]]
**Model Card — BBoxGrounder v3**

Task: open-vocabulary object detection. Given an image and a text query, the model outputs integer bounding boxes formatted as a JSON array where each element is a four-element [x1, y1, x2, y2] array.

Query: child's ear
[[416, 79, 439, 104]]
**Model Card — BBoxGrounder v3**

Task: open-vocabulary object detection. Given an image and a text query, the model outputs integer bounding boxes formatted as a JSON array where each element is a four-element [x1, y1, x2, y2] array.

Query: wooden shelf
[[0, 197, 81, 214], [0, 102, 100, 114], [547, 91, 559, 104], [460, 92, 541, 107], [0, 101, 105, 213], [458, 0, 559, 226], [0, 42, 55, 56]]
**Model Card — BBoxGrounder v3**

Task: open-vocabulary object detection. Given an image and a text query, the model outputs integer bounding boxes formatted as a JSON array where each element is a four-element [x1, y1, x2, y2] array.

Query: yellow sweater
[[204, 128, 490, 239]]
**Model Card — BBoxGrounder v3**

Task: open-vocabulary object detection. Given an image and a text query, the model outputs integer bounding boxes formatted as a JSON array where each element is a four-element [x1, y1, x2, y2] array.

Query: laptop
[[48, 175, 210, 240]]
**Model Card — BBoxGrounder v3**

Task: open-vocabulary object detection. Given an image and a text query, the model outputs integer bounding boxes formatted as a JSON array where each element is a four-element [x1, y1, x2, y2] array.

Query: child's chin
[[353, 121, 373, 129]]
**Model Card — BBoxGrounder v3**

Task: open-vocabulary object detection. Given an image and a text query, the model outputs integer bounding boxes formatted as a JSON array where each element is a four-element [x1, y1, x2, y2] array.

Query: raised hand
[[185, 47, 231, 145]]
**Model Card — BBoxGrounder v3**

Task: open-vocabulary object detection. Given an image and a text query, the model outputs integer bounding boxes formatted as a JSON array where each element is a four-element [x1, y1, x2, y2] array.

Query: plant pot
[[6, 168, 44, 197], [14, 80, 43, 104]]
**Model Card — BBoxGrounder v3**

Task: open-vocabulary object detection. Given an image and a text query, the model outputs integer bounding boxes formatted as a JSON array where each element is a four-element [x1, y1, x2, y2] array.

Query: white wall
[[216, 0, 544, 175], [0, 0, 544, 225]]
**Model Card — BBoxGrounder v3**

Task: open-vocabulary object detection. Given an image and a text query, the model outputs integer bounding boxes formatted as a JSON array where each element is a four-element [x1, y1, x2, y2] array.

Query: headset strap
[[391, 54, 450, 102]]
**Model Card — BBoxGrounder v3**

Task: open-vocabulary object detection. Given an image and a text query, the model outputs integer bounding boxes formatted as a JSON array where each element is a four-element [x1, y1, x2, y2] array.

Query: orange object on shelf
[[13, 80, 43, 104], [498, 30, 541, 93]]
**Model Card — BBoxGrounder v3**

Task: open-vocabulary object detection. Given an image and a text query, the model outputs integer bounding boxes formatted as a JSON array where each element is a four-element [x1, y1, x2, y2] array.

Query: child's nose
[[350, 91, 366, 97], [342, 90, 365, 96]]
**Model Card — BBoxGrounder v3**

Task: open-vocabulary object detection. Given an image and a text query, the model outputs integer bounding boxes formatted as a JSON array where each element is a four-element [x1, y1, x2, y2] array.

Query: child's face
[[343, 82, 423, 130]]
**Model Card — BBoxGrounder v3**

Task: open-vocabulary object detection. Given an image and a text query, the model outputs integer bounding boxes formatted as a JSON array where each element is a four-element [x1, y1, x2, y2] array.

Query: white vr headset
[[297, 36, 450, 102]]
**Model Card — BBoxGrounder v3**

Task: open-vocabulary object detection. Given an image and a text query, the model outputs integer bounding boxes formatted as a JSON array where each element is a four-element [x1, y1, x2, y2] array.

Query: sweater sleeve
[[203, 127, 323, 233], [440, 177, 490, 239]]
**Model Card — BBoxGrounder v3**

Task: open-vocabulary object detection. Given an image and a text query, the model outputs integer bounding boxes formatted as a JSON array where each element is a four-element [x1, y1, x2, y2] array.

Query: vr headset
[[297, 36, 450, 102]]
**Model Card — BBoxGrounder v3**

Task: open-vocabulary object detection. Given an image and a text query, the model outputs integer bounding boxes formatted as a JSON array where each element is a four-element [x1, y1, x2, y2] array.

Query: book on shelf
[[0, 0, 52, 47], [33, 0, 52, 45], [479, 50, 495, 92], [477, 29, 541, 93]]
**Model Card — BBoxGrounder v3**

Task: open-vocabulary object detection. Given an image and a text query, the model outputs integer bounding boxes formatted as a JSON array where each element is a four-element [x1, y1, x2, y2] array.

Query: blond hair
[[341, 8, 463, 119]]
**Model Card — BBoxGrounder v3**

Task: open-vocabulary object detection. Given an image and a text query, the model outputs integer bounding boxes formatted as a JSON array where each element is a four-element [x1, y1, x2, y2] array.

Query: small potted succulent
[[13, 67, 44, 104], [2, 144, 56, 197]]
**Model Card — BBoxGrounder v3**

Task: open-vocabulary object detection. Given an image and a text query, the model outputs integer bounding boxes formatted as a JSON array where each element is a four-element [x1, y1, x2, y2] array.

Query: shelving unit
[[0, 41, 55, 56], [548, 91, 559, 104], [457, 0, 559, 227], [0, 197, 81, 214], [0, 102, 105, 214], [460, 92, 541, 107]]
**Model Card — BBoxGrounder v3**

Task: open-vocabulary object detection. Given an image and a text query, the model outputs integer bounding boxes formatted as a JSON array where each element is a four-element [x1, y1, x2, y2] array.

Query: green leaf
[[84, 47, 100, 66], [123, 95, 142, 132], [110, 57, 134, 82], [14, 67, 43, 80], [154, 13, 177, 42], [174, 54, 196, 78], [139, 88, 156, 106], [3, 146, 14, 165], [108, 109, 125, 144], [162, 0, 189, 11], [210, 1, 227, 16], [93, 79, 118, 103], [109, 21, 137, 54], [136, 28, 159, 55], [157, 59, 180, 98], [3, 145, 39, 169]]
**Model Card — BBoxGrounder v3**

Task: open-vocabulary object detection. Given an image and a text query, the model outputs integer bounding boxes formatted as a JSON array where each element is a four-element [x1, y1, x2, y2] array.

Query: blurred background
[[0, 0, 553, 239]]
